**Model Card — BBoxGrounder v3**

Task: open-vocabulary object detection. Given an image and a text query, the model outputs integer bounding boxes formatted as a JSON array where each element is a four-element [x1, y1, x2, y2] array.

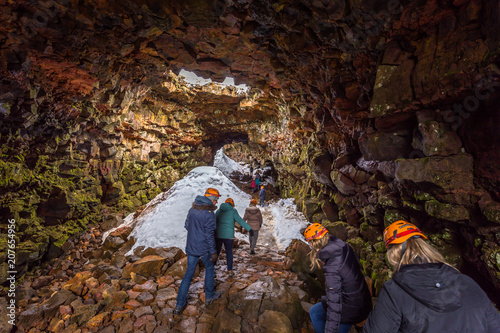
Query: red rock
[[133, 314, 156, 329], [111, 309, 133, 322], [85, 312, 110, 330], [124, 299, 142, 310], [109, 226, 132, 240], [127, 290, 141, 299], [122, 255, 165, 278], [156, 275, 174, 288], [59, 305, 72, 315], [132, 280, 158, 293]]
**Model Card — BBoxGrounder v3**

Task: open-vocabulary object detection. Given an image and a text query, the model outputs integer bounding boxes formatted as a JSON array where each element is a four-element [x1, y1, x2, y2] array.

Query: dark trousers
[[249, 230, 259, 251], [215, 238, 234, 271]]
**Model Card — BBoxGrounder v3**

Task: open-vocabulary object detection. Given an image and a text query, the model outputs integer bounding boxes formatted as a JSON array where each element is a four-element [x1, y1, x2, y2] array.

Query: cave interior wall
[[0, 0, 500, 301]]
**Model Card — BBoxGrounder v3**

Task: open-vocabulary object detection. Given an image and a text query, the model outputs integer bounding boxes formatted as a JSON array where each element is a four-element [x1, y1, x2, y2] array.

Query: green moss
[[414, 191, 435, 202], [425, 200, 469, 222]]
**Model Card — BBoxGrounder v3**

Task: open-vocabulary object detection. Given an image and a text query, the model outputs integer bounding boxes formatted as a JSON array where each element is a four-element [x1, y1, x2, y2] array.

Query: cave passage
[[1, 0, 500, 331]]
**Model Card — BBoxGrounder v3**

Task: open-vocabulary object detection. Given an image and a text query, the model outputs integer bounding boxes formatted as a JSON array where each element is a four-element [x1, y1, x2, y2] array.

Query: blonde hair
[[308, 235, 329, 270], [387, 237, 453, 273]]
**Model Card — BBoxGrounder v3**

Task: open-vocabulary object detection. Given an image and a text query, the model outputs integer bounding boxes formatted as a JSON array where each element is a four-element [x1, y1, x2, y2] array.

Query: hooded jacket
[[243, 206, 263, 231], [319, 235, 372, 332], [184, 195, 217, 256], [362, 263, 500, 333], [215, 202, 252, 239]]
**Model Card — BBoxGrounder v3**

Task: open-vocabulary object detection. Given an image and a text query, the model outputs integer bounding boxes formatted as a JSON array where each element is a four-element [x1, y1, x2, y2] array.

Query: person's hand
[[210, 253, 218, 262]]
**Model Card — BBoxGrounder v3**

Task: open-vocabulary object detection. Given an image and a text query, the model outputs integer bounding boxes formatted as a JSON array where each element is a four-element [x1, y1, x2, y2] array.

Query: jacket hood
[[245, 206, 260, 214], [193, 195, 217, 210], [218, 202, 233, 212], [393, 263, 462, 312]]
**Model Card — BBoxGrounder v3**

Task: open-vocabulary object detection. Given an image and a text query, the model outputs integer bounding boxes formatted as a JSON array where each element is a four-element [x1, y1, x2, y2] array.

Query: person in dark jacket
[[259, 185, 266, 207], [304, 223, 372, 333], [243, 199, 263, 255], [174, 188, 222, 315], [215, 198, 252, 276], [363, 220, 500, 333]]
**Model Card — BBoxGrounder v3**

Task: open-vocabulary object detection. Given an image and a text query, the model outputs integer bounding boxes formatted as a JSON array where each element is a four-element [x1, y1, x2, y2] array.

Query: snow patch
[[268, 198, 309, 250]]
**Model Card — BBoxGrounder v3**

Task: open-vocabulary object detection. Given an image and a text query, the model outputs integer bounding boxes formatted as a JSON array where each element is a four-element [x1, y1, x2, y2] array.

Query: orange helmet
[[204, 188, 221, 198], [384, 220, 427, 248], [250, 199, 257, 205], [225, 198, 234, 206], [304, 223, 328, 242]]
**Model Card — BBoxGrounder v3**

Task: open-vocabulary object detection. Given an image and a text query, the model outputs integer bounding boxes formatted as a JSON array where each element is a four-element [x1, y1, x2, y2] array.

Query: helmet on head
[[304, 223, 328, 242], [250, 199, 257, 205], [225, 198, 234, 206], [261, 185, 264, 189], [204, 188, 221, 199], [384, 220, 427, 248]]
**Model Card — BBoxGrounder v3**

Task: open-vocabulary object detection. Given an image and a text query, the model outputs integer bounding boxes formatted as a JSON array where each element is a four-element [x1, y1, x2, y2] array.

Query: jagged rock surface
[[1, 0, 500, 309]]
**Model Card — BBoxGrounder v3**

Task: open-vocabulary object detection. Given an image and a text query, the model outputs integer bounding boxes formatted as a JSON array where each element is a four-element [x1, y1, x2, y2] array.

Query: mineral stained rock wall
[[1, 0, 500, 301]]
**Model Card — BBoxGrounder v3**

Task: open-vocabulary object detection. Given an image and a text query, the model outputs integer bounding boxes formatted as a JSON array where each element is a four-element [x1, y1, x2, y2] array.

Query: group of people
[[250, 172, 267, 206], [304, 221, 500, 333], [174, 187, 263, 315]]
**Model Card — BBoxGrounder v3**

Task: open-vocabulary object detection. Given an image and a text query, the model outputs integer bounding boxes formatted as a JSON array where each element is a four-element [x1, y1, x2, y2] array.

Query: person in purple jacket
[[304, 223, 372, 333]]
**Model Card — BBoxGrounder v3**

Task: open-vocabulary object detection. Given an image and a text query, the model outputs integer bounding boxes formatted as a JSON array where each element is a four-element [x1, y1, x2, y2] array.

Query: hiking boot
[[228, 270, 235, 277], [205, 291, 222, 305], [250, 250, 255, 255], [173, 304, 186, 315]]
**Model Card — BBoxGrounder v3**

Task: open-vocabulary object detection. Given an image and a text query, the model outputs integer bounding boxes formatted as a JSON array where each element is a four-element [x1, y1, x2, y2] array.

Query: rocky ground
[[4, 193, 353, 333]]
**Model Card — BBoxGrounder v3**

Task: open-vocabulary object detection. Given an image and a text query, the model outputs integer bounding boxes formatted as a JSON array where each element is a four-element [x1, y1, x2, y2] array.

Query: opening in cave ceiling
[[178, 69, 250, 94], [1, 0, 500, 329]]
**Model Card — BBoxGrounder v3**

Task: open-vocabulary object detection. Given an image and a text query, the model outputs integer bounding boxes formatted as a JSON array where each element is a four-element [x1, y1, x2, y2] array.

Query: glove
[[210, 253, 218, 262]]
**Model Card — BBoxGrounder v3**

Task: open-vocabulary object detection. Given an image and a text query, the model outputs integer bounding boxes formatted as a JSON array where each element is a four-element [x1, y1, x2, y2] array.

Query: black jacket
[[363, 263, 500, 333], [318, 236, 372, 332]]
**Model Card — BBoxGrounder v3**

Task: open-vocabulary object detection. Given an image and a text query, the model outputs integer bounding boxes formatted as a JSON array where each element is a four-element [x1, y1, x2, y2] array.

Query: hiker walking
[[251, 178, 257, 193], [215, 198, 252, 276], [243, 199, 263, 255], [254, 176, 261, 191], [362, 220, 500, 332], [174, 188, 222, 315], [259, 185, 266, 207], [304, 223, 372, 333]]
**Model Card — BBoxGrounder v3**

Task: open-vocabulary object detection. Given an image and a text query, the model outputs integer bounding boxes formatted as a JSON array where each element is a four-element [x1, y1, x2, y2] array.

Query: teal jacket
[[215, 203, 252, 239]]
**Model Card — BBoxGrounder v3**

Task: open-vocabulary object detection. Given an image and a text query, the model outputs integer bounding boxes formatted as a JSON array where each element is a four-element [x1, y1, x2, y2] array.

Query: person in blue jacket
[[215, 198, 252, 276], [174, 188, 223, 315], [259, 185, 266, 207]]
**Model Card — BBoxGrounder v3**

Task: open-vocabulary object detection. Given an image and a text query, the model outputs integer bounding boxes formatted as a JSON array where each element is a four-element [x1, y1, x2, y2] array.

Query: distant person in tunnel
[[362, 220, 500, 333], [215, 197, 252, 277], [243, 199, 263, 255], [304, 223, 372, 333], [254, 176, 261, 191], [174, 187, 222, 315], [259, 185, 266, 207], [251, 178, 257, 193]]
